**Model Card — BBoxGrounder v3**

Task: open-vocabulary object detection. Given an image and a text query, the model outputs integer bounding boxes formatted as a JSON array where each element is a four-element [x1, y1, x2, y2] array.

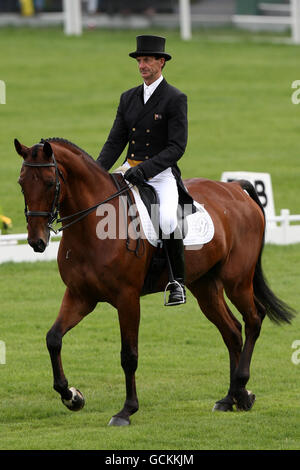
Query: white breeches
[[124, 162, 179, 235]]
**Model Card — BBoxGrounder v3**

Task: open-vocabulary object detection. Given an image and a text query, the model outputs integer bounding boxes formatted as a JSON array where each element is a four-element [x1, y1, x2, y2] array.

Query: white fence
[[265, 210, 300, 245], [62, 0, 192, 39], [221, 171, 300, 247], [0, 233, 61, 264], [1, 213, 299, 265], [0, 171, 298, 264], [234, 0, 300, 43]]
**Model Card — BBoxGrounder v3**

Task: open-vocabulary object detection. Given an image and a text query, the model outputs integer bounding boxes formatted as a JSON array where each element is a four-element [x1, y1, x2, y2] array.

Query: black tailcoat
[[97, 78, 193, 207]]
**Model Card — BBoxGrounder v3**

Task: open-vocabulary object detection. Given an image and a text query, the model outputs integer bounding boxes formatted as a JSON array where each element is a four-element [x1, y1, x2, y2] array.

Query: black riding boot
[[164, 237, 186, 306]]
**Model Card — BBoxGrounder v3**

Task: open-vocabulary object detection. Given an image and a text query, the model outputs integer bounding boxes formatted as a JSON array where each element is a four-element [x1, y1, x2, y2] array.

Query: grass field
[[0, 248, 299, 451], [0, 26, 300, 450]]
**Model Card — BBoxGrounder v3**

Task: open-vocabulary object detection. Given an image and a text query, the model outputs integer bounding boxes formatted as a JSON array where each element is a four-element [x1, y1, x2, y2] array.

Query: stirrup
[[164, 280, 186, 307]]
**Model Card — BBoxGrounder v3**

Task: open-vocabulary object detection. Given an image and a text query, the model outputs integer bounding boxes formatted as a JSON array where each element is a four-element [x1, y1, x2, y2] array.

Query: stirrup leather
[[164, 280, 186, 306]]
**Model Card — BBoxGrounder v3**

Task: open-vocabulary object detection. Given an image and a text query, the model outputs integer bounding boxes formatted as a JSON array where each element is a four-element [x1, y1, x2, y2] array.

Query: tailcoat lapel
[[132, 79, 167, 127]]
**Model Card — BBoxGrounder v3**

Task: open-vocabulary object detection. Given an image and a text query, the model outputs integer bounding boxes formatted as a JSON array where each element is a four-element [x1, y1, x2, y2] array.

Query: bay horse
[[15, 137, 294, 425]]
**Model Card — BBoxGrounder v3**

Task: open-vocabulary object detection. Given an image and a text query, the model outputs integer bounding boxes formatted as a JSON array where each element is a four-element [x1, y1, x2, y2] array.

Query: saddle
[[111, 173, 166, 295], [110, 173, 200, 296], [111, 172, 161, 234]]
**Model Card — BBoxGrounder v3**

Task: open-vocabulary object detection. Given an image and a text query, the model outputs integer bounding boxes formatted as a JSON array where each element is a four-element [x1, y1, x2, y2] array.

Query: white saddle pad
[[115, 167, 215, 250]]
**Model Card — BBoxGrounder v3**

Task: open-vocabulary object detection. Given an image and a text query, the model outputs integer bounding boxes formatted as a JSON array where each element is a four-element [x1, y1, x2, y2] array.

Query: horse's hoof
[[108, 415, 130, 426], [212, 398, 234, 412], [235, 390, 256, 411], [62, 387, 85, 411]]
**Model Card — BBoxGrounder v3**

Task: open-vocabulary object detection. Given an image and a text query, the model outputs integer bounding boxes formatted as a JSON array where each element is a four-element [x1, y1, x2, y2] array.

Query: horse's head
[[15, 138, 62, 253]]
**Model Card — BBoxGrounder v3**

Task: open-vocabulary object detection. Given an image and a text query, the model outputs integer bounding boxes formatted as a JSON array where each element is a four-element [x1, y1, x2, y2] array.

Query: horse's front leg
[[109, 292, 140, 426], [46, 287, 96, 411]]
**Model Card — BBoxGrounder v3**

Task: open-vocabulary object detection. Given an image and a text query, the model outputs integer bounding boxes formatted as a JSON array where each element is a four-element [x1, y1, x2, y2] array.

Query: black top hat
[[129, 35, 172, 61]]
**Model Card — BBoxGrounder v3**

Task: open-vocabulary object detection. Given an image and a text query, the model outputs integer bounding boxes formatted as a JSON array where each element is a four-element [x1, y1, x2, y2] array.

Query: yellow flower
[[0, 214, 13, 232]]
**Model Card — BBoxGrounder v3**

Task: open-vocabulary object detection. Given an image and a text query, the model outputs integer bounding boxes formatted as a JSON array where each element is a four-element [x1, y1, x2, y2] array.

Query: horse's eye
[[46, 180, 55, 188]]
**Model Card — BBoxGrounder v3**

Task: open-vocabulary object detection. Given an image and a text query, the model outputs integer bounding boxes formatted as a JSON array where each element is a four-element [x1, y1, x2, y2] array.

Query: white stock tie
[[144, 87, 151, 104]]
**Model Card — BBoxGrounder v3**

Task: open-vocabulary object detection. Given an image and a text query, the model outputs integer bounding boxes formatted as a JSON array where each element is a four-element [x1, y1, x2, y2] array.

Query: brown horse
[[15, 137, 294, 425]]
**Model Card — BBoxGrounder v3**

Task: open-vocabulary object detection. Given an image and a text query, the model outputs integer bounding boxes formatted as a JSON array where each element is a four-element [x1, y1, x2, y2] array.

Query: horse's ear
[[14, 138, 28, 158], [43, 141, 53, 160]]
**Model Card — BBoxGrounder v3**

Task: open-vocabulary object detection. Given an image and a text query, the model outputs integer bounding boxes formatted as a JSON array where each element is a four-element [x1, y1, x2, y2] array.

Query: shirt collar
[[143, 75, 163, 94]]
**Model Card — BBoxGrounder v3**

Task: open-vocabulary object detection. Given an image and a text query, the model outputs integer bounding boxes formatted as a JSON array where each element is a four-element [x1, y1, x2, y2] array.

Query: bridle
[[22, 151, 132, 234], [23, 154, 62, 231]]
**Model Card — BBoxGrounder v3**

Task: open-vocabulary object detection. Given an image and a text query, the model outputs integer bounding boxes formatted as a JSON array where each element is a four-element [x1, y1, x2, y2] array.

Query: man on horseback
[[97, 35, 188, 306]]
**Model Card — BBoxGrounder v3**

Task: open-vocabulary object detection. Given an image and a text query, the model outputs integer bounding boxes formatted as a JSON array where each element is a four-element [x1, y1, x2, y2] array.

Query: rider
[[96, 35, 188, 306]]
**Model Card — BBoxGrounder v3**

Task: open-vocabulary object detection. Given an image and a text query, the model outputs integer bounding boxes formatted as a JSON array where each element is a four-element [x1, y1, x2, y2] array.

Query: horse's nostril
[[28, 238, 46, 253], [37, 239, 46, 252]]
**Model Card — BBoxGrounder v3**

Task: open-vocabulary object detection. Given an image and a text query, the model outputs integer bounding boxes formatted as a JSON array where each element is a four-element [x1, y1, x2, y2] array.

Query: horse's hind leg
[[189, 274, 243, 411], [224, 280, 262, 411], [46, 287, 96, 411]]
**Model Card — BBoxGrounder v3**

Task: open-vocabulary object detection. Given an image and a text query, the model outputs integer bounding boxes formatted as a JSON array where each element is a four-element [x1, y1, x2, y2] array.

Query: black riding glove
[[124, 166, 146, 185]]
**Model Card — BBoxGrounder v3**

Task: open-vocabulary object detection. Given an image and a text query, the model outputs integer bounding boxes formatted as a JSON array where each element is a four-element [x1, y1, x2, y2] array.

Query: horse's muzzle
[[28, 237, 47, 253]]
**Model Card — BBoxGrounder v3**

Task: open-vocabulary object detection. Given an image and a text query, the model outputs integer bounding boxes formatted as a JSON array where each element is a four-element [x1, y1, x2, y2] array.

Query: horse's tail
[[237, 179, 295, 324]]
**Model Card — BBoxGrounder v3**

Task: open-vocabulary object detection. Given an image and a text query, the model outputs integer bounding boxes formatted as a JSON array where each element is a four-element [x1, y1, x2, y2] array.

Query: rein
[[56, 184, 132, 233], [23, 153, 132, 234]]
